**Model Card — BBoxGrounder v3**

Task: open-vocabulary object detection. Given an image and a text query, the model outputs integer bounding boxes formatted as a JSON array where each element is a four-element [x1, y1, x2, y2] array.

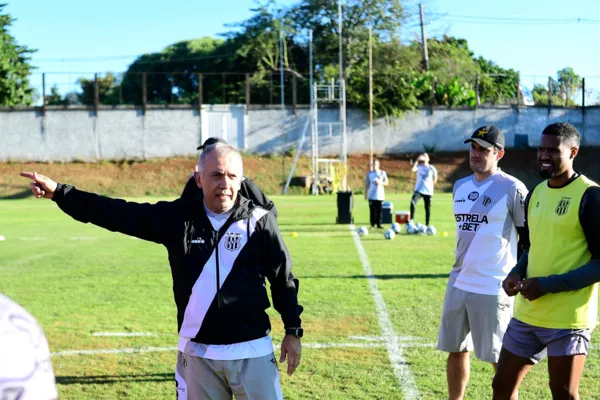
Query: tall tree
[[0, 4, 37, 106]]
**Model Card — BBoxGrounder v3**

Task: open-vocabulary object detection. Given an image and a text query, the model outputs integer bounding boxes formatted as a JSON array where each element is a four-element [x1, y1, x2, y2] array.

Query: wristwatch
[[285, 327, 304, 338]]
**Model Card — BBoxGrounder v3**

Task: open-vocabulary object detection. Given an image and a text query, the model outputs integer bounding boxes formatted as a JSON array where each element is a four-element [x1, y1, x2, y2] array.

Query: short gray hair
[[197, 143, 243, 177]]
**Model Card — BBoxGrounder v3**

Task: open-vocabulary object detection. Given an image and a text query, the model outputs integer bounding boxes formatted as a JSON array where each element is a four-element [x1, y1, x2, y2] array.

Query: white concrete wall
[[1, 106, 598, 161]]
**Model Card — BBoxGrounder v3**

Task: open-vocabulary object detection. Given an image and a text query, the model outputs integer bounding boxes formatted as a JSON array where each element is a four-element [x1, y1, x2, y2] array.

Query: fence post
[[582, 77, 586, 114], [41, 73, 46, 115], [430, 76, 435, 114], [198, 73, 203, 108], [169, 73, 173, 105], [475, 74, 480, 108], [515, 73, 520, 113], [222, 74, 227, 104], [245, 73, 250, 114], [198, 73, 203, 146], [547, 76, 552, 114], [119, 76, 123, 105], [94, 73, 100, 116], [269, 73, 273, 105], [292, 74, 297, 115], [142, 72, 147, 114]]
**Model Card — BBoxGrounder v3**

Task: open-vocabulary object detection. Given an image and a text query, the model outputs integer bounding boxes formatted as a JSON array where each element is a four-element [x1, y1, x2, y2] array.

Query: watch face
[[296, 328, 304, 338]]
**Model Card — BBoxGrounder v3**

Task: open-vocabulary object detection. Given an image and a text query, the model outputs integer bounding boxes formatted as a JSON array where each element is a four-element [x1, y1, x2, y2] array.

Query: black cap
[[196, 137, 228, 150], [464, 125, 504, 149]]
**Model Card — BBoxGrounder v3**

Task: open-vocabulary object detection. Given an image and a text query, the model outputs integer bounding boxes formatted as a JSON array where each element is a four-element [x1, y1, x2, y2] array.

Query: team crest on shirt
[[224, 232, 242, 251], [555, 197, 571, 216], [468, 191, 480, 201]]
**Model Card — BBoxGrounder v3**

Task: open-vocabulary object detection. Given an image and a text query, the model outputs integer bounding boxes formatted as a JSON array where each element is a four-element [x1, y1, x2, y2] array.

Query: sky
[[7, 0, 600, 100]]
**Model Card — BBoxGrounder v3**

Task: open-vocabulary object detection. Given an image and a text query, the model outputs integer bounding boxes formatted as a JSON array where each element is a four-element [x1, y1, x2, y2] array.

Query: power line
[[434, 13, 600, 25], [35, 52, 240, 63]]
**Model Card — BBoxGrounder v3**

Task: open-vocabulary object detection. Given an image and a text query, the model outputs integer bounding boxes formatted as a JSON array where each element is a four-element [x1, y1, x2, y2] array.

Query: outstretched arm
[[20, 172, 176, 244]]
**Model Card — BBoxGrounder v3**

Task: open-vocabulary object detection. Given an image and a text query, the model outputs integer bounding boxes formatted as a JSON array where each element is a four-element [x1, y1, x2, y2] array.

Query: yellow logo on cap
[[477, 130, 487, 137]]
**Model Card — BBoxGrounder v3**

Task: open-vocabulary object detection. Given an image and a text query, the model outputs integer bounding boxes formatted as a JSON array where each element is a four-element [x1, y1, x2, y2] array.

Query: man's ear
[[194, 171, 201, 188], [496, 148, 505, 162], [571, 146, 579, 159]]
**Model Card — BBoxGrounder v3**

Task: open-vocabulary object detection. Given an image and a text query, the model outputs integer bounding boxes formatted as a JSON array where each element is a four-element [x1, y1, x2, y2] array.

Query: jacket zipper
[[215, 230, 222, 308]]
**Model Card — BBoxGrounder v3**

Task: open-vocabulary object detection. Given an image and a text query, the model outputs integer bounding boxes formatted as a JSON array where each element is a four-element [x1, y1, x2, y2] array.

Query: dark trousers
[[369, 200, 383, 228], [410, 192, 432, 225]]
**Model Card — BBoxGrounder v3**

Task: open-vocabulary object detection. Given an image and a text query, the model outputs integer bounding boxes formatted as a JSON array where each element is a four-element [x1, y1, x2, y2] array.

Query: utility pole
[[369, 27, 374, 171], [280, 30, 286, 189], [420, 4, 429, 71], [338, 0, 347, 191]]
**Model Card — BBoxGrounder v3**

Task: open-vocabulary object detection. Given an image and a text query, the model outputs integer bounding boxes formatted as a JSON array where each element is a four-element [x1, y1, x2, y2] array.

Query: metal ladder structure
[[311, 79, 348, 195]]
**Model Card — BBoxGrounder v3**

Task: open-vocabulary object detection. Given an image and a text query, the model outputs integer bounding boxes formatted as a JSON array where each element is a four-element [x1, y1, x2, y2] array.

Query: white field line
[[350, 335, 424, 342], [51, 341, 435, 357], [91, 332, 155, 337], [350, 224, 421, 400]]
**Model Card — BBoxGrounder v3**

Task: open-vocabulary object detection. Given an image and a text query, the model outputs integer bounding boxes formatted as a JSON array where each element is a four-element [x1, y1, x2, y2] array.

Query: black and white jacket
[[52, 184, 302, 345]]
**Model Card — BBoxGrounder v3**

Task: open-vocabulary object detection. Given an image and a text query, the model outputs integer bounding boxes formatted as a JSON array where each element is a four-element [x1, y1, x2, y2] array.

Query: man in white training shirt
[[436, 125, 529, 400], [410, 153, 437, 227], [0, 293, 58, 400], [364, 159, 389, 229]]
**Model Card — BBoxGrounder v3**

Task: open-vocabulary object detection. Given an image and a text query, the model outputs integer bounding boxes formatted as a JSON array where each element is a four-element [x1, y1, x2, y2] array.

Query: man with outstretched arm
[[21, 143, 303, 400]]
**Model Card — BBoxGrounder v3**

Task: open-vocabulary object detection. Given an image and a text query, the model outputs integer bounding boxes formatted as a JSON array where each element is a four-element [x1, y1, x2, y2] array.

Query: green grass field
[[2, 193, 600, 399]]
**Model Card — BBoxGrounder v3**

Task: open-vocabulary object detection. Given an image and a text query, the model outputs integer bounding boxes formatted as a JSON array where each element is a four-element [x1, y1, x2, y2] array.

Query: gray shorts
[[502, 318, 591, 363], [437, 280, 513, 363], [175, 352, 284, 400]]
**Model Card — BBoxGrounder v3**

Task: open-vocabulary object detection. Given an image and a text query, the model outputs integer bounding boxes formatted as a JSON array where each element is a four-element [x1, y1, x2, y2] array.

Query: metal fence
[[28, 71, 600, 110], [32, 71, 313, 110]]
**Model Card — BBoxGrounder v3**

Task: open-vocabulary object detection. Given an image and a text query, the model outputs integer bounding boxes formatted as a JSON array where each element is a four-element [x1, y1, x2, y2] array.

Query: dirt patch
[[3, 148, 600, 198]]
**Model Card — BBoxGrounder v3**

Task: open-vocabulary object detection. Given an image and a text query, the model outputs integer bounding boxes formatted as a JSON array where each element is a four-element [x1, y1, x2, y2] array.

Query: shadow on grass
[[56, 372, 173, 385], [0, 189, 33, 200]]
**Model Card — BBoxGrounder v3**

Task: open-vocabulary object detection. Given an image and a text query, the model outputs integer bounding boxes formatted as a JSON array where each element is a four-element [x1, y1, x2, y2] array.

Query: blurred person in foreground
[[0, 293, 58, 400]]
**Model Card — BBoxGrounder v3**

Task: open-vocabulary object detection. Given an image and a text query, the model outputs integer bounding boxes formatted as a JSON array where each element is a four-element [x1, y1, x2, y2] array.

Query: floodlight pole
[[369, 26, 374, 171], [280, 30, 286, 187]]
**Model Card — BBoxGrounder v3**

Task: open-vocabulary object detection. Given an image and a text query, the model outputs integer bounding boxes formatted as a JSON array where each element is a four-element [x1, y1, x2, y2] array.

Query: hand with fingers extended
[[20, 172, 58, 200], [279, 334, 301, 376]]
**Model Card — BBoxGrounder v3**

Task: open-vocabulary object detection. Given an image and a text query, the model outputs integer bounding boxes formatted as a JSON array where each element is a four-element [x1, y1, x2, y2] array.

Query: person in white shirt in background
[[436, 125, 529, 400], [364, 159, 389, 229], [0, 293, 58, 400], [410, 153, 437, 228]]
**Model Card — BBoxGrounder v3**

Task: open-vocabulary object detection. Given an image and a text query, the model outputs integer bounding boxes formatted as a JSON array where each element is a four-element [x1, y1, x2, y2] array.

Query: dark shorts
[[502, 318, 591, 363]]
